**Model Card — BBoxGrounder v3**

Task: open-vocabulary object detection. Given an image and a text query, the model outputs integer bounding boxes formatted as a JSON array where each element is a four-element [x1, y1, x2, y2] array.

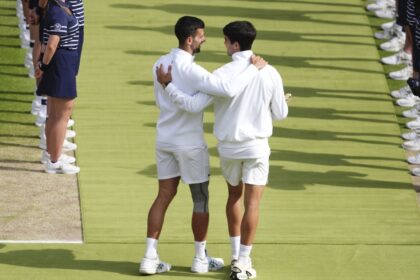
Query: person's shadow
[[0, 248, 229, 278]]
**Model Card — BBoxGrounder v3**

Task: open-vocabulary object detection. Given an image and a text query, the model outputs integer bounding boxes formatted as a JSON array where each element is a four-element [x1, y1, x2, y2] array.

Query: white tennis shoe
[[191, 255, 224, 273], [139, 256, 171, 275]]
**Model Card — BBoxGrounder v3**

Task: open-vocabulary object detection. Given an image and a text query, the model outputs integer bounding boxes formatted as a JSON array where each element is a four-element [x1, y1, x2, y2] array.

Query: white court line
[[0, 240, 83, 244]]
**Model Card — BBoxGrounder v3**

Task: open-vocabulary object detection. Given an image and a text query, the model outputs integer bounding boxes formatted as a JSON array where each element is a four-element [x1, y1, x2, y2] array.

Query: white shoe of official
[[391, 85, 412, 99], [389, 65, 413, 80], [139, 256, 171, 275], [67, 118, 75, 127], [374, 7, 396, 19], [39, 138, 77, 152], [191, 256, 224, 273], [408, 154, 420, 164], [380, 35, 405, 52], [381, 20, 395, 30], [375, 28, 393, 40], [381, 50, 412, 65], [65, 129, 76, 138], [402, 107, 420, 118], [396, 94, 420, 107], [366, 0, 395, 11], [41, 150, 76, 164], [25, 51, 33, 68], [402, 129, 420, 140], [230, 259, 257, 280], [411, 167, 420, 176], [407, 118, 420, 129], [45, 159, 80, 174], [31, 96, 42, 115], [35, 105, 47, 127], [402, 139, 420, 151]]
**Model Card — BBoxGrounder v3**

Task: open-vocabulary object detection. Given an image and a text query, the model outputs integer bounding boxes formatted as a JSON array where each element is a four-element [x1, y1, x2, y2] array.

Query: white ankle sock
[[145, 238, 158, 259], [194, 240, 206, 259], [238, 244, 252, 264], [230, 236, 240, 260]]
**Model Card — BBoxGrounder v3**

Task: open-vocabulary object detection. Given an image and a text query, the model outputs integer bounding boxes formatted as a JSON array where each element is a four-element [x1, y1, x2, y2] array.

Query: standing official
[[35, 0, 80, 174]]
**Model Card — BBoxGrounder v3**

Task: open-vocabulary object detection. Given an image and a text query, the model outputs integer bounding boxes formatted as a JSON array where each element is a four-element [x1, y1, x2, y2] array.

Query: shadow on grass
[[0, 249, 139, 277], [0, 71, 28, 78], [0, 247, 230, 278], [272, 126, 397, 146], [229, 0, 362, 7], [268, 164, 412, 191], [0, 90, 33, 96], [0, 165, 43, 172], [127, 80, 153, 87], [110, 24, 373, 47], [270, 149, 406, 171], [109, 3, 369, 27], [124, 49, 382, 75]]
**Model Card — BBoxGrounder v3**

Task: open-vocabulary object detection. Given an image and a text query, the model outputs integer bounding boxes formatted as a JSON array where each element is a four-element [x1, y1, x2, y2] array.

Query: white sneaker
[[25, 51, 33, 68], [402, 139, 420, 151], [408, 154, 420, 164], [35, 104, 47, 127], [375, 29, 393, 40], [381, 50, 412, 65], [28, 65, 35, 79], [45, 160, 80, 174], [389, 65, 413, 80], [41, 150, 76, 164], [374, 7, 396, 19], [402, 130, 419, 140], [230, 259, 257, 280], [67, 119, 75, 128], [191, 256, 224, 273], [31, 96, 42, 115], [39, 126, 76, 140], [66, 130, 76, 138], [380, 35, 405, 52], [391, 85, 412, 98], [396, 94, 420, 107], [407, 118, 420, 129], [411, 167, 420, 176], [139, 256, 171, 275], [381, 20, 395, 30], [402, 107, 420, 118], [366, 0, 395, 11], [39, 138, 77, 152]]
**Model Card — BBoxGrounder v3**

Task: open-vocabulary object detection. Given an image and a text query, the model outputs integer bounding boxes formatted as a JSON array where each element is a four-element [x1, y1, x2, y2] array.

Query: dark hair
[[174, 16, 205, 45], [223, 21, 256, 51]]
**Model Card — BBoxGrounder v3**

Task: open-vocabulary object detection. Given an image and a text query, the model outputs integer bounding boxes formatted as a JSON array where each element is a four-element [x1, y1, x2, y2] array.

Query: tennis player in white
[[156, 21, 288, 280], [139, 16, 267, 275]]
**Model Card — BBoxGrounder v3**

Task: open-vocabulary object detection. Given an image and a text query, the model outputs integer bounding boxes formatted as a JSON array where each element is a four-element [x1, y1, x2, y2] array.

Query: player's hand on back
[[251, 55, 267, 70], [156, 64, 172, 87]]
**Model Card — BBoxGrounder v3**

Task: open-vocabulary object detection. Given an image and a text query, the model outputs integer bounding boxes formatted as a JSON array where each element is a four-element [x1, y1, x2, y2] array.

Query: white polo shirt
[[165, 50, 288, 158], [153, 48, 259, 150]]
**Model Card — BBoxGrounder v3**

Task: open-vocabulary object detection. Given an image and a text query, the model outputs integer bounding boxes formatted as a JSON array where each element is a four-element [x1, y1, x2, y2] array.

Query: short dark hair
[[223, 21, 256, 51], [174, 16, 205, 45]]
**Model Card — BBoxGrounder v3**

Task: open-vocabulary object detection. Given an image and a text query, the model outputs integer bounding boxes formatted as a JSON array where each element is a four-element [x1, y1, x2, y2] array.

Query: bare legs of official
[[46, 97, 74, 162]]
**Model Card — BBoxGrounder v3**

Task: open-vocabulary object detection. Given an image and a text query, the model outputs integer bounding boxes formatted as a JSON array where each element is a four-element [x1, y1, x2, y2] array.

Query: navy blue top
[[66, 0, 85, 27], [43, 2, 79, 50]]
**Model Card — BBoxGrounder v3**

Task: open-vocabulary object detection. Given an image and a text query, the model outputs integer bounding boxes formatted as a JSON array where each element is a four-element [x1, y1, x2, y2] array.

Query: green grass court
[[1, 0, 420, 279]]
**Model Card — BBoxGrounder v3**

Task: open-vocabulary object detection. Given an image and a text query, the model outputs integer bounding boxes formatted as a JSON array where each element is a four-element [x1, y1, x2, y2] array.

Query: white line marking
[[0, 240, 83, 244]]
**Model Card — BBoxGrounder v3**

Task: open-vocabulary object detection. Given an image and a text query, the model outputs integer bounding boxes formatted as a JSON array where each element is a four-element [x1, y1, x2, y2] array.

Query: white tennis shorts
[[220, 156, 269, 186], [156, 147, 210, 184]]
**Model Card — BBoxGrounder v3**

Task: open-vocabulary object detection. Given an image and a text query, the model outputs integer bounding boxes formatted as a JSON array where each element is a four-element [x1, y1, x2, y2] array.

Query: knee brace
[[189, 181, 209, 213]]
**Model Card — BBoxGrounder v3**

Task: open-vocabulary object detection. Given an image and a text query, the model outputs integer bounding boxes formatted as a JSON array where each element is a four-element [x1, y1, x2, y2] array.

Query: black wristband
[[39, 61, 50, 72]]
